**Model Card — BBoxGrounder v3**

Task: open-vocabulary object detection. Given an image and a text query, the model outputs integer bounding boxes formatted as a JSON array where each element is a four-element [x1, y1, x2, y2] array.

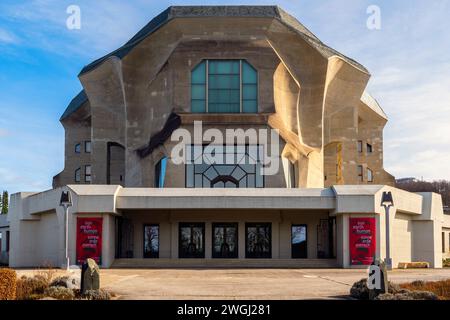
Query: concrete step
[[111, 258, 339, 269]]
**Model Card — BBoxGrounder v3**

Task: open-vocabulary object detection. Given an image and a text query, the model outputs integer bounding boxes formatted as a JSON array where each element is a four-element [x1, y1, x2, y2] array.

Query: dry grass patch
[[400, 279, 450, 300]]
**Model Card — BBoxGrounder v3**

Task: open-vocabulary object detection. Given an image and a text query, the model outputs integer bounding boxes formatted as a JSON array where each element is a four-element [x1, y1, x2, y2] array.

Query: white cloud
[[0, 28, 19, 44]]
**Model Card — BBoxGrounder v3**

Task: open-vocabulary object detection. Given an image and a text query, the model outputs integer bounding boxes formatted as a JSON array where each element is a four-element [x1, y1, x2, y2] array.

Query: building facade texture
[[9, 6, 449, 269]]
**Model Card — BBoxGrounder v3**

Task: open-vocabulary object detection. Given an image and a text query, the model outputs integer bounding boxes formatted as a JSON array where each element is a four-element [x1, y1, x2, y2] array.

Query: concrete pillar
[[239, 222, 246, 259], [205, 222, 212, 259]]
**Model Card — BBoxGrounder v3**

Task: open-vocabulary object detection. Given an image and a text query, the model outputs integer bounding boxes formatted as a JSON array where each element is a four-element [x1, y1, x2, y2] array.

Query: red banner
[[349, 217, 376, 266], [76, 217, 103, 265]]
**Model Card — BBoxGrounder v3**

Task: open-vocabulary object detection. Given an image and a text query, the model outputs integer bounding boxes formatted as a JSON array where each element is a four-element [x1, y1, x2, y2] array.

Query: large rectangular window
[[212, 223, 238, 259], [191, 60, 258, 114], [179, 223, 205, 258], [245, 223, 271, 259], [186, 145, 264, 188], [143, 224, 159, 258]]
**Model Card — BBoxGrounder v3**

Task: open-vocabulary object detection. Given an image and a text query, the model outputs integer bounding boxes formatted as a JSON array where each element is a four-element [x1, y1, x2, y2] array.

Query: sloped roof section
[[64, 6, 368, 121], [60, 90, 88, 121], [361, 91, 388, 120], [78, 5, 367, 76]]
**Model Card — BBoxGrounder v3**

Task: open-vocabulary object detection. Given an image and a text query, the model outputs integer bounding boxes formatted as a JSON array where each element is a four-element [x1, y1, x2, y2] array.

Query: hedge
[[0, 268, 17, 300]]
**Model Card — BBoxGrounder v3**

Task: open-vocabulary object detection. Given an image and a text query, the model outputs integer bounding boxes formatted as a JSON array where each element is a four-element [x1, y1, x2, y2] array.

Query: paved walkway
[[97, 268, 450, 300]]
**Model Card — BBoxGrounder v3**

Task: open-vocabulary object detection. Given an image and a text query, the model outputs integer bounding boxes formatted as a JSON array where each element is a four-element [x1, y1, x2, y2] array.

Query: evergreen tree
[[0, 193, 2, 213], [1, 191, 8, 214]]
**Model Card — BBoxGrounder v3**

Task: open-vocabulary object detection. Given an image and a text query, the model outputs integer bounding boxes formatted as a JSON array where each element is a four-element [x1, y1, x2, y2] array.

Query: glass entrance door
[[245, 223, 271, 258], [179, 223, 205, 258], [143, 224, 159, 258], [292, 225, 307, 259], [212, 223, 238, 258]]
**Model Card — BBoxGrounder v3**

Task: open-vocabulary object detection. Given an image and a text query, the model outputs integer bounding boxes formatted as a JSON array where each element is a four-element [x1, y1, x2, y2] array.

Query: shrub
[[43, 286, 75, 300], [35, 262, 56, 286], [401, 279, 450, 299], [50, 275, 80, 290], [376, 290, 438, 300], [16, 275, 50, 300], [0, 268, 17, 300], [82, 289, 111, 300], [443, 259, 450, 268]]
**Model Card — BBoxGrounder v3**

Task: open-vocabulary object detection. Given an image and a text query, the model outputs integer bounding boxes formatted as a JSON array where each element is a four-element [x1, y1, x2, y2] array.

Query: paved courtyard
[[96, 268, 450, 300]]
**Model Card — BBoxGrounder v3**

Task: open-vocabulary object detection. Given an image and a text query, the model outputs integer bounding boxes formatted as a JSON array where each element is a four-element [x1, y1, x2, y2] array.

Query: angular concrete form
[[10, 6, 448, 269]]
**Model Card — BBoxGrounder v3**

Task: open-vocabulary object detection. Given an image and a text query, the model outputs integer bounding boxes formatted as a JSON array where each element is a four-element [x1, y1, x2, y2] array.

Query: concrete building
[[9, 6, 448, 269], [0, 215, 9, 265]]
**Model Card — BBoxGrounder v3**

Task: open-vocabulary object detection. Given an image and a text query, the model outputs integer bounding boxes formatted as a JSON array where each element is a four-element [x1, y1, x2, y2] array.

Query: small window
[[75, 143, 81, 154], [288, 161, 297, 188], [155, 157, 167, 188], [357, 141, 363, 153], [367, 168, 374, 182], [85, 165, 92, 183], [85, 141, 92, 153], [367, 143, 373, 154], [443, 232, 446, 253], [75, 167, 81, 183], [357, 165, 364, 182], [6, 231, 10, 253]]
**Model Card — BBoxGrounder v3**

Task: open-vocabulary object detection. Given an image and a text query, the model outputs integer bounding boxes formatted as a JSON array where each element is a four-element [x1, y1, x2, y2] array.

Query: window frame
[[178, 223, 206, 259], [357, 141, 363, 153], [191, 59, 258, 114], [212, 223, 239, 259], [357, 165, 364, 182], [367, 168, 374, 183], [291, 224, 308, 259], [75, 167, 81, 183], [85, 141, 92, 153], [155, 156, 168, 188], [6, 231, 10, 253], [185, 144, 265, 189], [143, 224, 160, 259], [85, 165, 92, 183], [245, 223, 272, 259]]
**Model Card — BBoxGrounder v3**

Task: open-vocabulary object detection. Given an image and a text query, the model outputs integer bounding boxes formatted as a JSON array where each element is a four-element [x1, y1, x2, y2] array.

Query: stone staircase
[[111, 258, 339, 269]]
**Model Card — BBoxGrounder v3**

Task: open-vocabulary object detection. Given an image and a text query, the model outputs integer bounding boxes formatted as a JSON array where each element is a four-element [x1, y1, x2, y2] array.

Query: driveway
[[99, 268, 450, 300]]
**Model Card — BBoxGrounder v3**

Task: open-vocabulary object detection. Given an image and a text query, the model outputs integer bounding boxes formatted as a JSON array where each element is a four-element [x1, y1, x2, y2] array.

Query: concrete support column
[[239, 222, 246, 259], [205, 222, 212, 259], [272, 221, 280, 259], [171, 222, 178, 259]]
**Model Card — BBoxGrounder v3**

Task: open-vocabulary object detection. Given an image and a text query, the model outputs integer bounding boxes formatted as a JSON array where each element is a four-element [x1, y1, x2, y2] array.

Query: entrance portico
[[8, 185, 445, 269]]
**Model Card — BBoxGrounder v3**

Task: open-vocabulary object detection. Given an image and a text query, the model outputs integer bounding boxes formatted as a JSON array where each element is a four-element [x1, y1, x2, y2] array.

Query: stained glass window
[[185, 145, 264, 188], [191, 60, 258, 113]]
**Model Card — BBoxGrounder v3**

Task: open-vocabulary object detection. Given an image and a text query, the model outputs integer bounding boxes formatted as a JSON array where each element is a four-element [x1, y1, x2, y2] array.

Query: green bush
[[0, 268, 17, 300], [82, 289, 111, 300], [43, 286, 75, 300], [443, 259, 450, 268], [16, 275, 50, 300]]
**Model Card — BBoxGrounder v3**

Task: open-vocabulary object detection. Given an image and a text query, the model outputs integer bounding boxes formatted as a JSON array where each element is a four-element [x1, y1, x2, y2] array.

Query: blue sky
[[0, 0, 449, 194]]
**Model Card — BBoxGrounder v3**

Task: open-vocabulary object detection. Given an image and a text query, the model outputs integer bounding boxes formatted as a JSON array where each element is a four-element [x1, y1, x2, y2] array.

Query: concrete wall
[[53, 14, 394, 189], [392, 213, 413, 265]]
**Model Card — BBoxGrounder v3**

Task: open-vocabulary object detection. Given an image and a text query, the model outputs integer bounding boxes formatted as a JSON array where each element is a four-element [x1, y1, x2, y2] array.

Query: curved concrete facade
[[10, 6, 447, 269]]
